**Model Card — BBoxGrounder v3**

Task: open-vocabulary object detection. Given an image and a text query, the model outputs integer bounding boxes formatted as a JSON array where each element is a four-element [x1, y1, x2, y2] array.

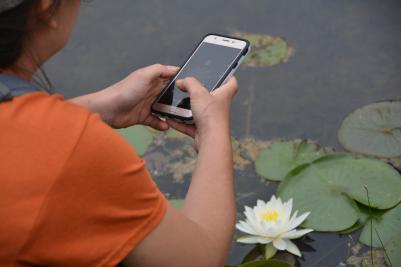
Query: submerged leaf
[[234, 32, 294, 67], [338, 101, 401, 157], [117, 125, 153, 156], [255, 140, 324, 181]]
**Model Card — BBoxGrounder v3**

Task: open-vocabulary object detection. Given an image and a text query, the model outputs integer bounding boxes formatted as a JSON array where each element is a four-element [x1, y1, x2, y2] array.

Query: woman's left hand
[[71, 64, 178, 130]]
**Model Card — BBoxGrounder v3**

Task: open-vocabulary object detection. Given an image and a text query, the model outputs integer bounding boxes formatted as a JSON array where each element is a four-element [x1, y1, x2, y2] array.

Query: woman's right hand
[[166, 77, 238, 149]]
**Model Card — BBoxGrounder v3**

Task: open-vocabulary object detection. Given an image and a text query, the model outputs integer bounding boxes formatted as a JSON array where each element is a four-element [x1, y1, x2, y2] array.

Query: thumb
[[176, 77, 210, 98], [211, 76, 238, 99]]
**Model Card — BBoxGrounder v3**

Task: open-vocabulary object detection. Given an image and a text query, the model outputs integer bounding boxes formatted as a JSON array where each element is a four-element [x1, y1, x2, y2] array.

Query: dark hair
[[0, 0, 62, 68], [0, 0, 61, 90]]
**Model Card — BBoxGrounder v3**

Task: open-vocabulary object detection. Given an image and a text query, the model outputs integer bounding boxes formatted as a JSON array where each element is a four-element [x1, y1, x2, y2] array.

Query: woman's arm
[[68, 88, 119, 127], [68, 64, 178, 130], [124, 77, 237, 267]]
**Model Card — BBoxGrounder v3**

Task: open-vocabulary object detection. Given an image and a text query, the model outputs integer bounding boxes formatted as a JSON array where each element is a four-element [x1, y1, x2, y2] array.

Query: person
[[0, 0, 239, 266]]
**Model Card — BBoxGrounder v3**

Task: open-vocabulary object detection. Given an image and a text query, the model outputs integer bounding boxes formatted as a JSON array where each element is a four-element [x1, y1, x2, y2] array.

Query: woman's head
[[0, 0, 80, 75]]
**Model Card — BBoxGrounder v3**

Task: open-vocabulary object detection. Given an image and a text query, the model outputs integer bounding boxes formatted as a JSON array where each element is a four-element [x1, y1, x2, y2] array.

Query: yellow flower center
[[261, 211, 279, 222]]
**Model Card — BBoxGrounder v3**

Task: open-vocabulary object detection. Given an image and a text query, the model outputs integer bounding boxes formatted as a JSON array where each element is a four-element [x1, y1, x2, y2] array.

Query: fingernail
[[167, 66, 179, 70]]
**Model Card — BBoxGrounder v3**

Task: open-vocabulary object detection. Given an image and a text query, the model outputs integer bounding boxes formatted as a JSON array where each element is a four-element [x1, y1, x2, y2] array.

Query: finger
[[166, 119, 197, 138], [175, 77, 209, 98], [211, 76, 238, 98], [145, 116, 170, 131], [142, 64, 179, 80]]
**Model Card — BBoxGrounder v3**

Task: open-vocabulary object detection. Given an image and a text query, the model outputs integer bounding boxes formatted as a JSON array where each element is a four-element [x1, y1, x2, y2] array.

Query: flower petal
[[272, 238, 287, 251], [284, 239, 301, 257], [244, 207, 265, 233], [257, 199, 266, 208], [282, 198, 293, 222], [281, 229, 314, 239], [237, 235, 271, 244], [236, 221, 259, 236], [289, 211, 310, 229]]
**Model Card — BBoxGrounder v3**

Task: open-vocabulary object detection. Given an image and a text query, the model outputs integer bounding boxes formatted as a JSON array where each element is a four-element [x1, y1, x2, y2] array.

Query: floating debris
[[347, 246, 386, 267]]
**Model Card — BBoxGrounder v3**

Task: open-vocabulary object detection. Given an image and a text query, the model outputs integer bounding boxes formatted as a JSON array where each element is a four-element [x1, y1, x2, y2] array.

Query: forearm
[[68, 86, 118, 127], [182, 122, 236, 264]]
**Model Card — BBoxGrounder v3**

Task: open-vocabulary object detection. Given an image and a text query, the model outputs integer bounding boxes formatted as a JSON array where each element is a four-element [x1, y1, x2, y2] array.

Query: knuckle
[[153, 63, 164, 69], [185, 77, 196, 83]]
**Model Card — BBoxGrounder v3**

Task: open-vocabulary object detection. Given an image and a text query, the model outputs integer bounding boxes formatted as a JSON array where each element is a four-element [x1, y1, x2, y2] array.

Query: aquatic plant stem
[[374, 228, 393, 267], [363, 185, 373, 267]]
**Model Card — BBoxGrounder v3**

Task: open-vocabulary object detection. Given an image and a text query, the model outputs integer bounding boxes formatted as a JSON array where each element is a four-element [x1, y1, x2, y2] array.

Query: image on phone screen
[[157, 42, 244, 110]]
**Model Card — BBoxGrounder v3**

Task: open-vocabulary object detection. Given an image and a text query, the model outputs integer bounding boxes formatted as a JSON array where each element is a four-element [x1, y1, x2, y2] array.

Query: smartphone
[[151, 34, 250, 123]]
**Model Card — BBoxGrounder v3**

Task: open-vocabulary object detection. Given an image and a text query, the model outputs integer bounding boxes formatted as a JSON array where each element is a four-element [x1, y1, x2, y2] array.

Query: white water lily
[[236, 195, 313, 257]]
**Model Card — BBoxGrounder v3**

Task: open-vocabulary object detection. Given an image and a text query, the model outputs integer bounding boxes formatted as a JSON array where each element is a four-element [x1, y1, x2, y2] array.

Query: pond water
[[48, 0, 401, 266]]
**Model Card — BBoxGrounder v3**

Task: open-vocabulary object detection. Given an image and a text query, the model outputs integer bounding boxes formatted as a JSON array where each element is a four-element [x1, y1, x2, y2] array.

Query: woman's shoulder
[[0, 91, 123, 158]]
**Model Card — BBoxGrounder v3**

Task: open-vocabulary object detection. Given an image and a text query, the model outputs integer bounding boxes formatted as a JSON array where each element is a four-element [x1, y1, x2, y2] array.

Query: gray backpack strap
[[0, 80, 12, 101], [0, 73, 39, 103]]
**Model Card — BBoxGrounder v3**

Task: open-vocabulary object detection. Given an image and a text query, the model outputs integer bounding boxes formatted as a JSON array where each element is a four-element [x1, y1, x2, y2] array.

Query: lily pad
[[255, 140, 324, 181], [169, 198, 185, 209], [338, 101, 401, 157], [386, 234, 401, 267], [278, 154, 401, 231], [117, 125, 153, 156], [278, 162, 359, 231], [339, 203, 373, 234], [234, 32, 294, 67], [360, 202, 401, 248]]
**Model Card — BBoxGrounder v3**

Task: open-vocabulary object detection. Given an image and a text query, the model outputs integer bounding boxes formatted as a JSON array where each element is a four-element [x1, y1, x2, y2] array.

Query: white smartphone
[[151, 34, 250, 124]]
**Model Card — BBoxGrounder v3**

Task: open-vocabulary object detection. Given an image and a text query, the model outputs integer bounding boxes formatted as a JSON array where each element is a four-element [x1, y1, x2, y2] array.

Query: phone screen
[[157, 41, 243, 110]]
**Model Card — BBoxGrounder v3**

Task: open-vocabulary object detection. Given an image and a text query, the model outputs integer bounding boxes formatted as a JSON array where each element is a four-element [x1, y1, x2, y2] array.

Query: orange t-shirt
[[0, 92, 167, 267]]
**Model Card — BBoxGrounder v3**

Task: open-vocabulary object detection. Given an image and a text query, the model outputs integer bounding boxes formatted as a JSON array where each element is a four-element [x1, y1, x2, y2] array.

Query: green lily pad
[[360, 202, 401, 247], [339, 203, 373, 234], [386, 233, 401, 267], [234, 32, 293, 67], [117, 125, 153, 156], [278, 162, 359, 231], [278, 154, 401, 231], [338, 101, 401, 157], [255, 141, 324, 181], [169, 199, 185, 209]]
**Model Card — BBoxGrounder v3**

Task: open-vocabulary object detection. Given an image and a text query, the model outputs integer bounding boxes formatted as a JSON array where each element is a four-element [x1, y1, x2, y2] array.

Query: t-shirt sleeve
[[19, 113, 168, 267]]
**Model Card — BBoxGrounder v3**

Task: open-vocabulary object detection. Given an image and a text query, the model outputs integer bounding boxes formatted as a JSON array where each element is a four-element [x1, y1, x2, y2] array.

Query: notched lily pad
[[338, 101, 401, 157], [360, 202, 401, 248], [234, 32, 294, 67], [255, 140, 325, 181], [117, 125, 153, 156], [339, 203, 379, 234], [278, 154, 401, 231]]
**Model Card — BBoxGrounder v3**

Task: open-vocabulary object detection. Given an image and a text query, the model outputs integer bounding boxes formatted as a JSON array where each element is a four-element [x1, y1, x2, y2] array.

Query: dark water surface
[[48, 1, 401, 266]]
